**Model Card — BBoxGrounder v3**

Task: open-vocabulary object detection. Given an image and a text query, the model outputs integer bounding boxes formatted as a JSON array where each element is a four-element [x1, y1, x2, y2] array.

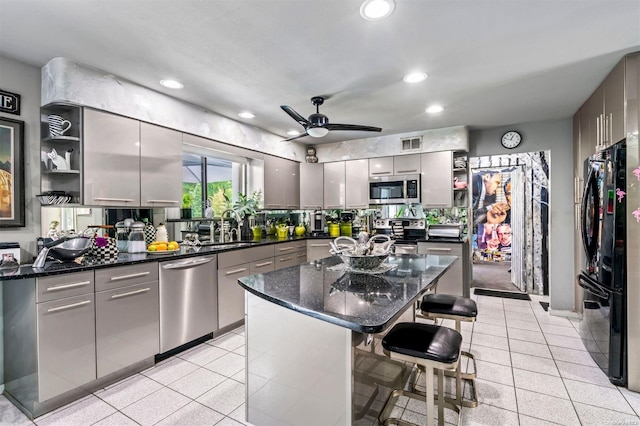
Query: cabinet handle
[[46, 280, 91, 292], [426, 247, 452, 252], [425, 203, 449, 207], [396, 169, 418, 174], [278, 247, 295, 252], [146, 199, 179, 204], [226, 267, 248, 275], [286, 205, 299, 208], [349, 204, 369, 208], [326, 205, 343, 208], [110, 271, 150, 281], [266, 204, 281, 208], [254, 261, 273, 267], [162, 257, 214, 269], [296, 254, 306, 258], [609, 113, 613, 144], [371, 171, 392, 175], [47, 299, 91, 313], [279, 256, 293, 261], [93, 197, 135, 202], [111, 287, 151, 299], [310, 244, 329, 247]]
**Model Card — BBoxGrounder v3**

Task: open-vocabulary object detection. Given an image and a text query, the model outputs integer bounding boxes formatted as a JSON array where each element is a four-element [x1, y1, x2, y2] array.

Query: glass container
[[128, 222, 146, 253]]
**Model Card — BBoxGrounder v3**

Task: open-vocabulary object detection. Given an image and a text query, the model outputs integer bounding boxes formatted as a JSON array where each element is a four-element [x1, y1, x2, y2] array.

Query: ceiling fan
[[280, 96, 382, 141]]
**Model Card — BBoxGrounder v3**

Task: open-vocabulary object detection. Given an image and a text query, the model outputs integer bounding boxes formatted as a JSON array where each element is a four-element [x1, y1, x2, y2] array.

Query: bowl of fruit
[[147, 240, 180, 254]]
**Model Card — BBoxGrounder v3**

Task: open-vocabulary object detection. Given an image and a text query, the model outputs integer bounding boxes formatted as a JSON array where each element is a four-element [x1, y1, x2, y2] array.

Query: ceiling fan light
[[360, 0, 395, 20], [403, 72, 428, 83], [287, 130, 300, 136], [426, 105, 444, 113], [307, 127, 329, 138], [238, 111, 255, 118]]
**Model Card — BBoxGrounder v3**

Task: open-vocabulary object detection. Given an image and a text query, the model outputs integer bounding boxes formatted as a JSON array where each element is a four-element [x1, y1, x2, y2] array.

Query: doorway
[[469, 151, 550, 295]]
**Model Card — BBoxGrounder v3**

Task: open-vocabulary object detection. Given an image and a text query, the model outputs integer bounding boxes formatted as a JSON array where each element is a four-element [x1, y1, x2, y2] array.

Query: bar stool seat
[[418, 293, 478, 408], [379, 322, 462, 426]]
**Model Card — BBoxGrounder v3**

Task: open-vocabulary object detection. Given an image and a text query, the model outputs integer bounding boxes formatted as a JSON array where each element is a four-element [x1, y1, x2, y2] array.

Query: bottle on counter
[[128, 222, 147, 253]]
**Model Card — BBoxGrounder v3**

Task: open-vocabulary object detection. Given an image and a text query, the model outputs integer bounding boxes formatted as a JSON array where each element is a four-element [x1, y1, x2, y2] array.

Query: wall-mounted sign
[[0, 89, 21, 116]]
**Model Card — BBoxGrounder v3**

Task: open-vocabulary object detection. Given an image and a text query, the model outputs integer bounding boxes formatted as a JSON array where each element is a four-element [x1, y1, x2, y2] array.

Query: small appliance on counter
[[0, 242, 21, 265], [426, 223, 464, 241], [311, 209, 327, 237]]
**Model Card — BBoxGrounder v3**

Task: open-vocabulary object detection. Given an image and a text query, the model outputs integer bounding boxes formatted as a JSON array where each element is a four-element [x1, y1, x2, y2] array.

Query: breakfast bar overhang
[[237, 254, 457, 425]]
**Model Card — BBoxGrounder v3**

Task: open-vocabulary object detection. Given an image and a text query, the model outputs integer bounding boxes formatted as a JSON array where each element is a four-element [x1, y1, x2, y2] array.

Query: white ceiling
[[1, 0, 639, 145]]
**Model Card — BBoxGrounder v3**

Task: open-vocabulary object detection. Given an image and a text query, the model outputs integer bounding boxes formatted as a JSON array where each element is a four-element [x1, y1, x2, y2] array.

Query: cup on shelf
[[48, 115, 72, 137]]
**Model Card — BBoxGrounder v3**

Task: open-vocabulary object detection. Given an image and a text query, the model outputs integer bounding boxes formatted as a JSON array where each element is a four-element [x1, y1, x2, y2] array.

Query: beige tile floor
[[1, 293, 639, 425]]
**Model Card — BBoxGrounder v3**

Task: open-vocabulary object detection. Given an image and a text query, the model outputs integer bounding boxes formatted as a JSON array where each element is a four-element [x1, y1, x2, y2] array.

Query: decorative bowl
[[336, 252, 390, 269], [48, 237, 92, 261], [330, 235, 393, 270]]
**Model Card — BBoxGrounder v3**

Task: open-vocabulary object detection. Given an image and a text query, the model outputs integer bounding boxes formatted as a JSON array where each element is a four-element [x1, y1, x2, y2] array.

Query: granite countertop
[[237, 254, 457, 334], [0, 236, 316, 281]]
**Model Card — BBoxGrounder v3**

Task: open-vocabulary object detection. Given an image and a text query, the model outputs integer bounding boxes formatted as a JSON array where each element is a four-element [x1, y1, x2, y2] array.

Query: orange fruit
[[157, 243, 168, 251]]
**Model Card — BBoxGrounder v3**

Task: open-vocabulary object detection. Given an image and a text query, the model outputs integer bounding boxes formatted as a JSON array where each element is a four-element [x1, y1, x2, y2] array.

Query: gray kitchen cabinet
[[393, 154, 421, 175], [218, 245, 274, 329], [95, 263, 159, 378], [420, 151, 453, 208], [300, 163, 324, 209], [369, 156, 394, 177], [345, 159, 369, 209], [306, 239, 332, 262], [83, 108, 141, 206], [140, 122, 183, 207], [35, 272, 97, 401], [418, 241, 470, 297], [264, 155, 300, 209], [274, 241, 307, 269], [323, 161, 346, 209]]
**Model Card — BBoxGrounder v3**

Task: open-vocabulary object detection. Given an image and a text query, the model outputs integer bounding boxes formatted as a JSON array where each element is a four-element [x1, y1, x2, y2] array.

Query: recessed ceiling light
[[238, 112, 255, 119], [360, 0, 395, 20], [403, 72, 428, 83], [159, 79, 183, 89], [287, 130, 300, 136], [426, 105, 444, 113]]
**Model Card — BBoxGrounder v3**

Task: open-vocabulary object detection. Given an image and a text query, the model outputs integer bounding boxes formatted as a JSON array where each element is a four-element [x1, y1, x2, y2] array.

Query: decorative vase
[[180, 208, 192, 219], [143, 222, 156, 246]]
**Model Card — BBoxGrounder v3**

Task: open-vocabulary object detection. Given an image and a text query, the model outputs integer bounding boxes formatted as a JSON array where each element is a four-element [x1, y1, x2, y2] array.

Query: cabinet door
[[95, 282, 159, 378], [394, 154, 421, 175], [218, 263, 251, 328], [275, 252, 301, 270], [323, 161, 345, 209], [604, 58, 625, 145], [83, 109, 141, 206], [307, 239, 332, 262], [420, 151, 453, 208], [300, 163, 324, 209], [250, 257, 275, 275], [282, 159, 300, 209], [140, 122, 183, 207], [417, 243, 463, 296], [345, 159, 369, 209], [369, 157, 393, 177], [263, 155, 283, 208], [585, 84, 604, 152], [37, 294, 96, 400]]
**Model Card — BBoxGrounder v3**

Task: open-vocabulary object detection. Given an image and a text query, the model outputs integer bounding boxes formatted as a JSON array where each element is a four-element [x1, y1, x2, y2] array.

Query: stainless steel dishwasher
[[159, 255, 217, 352]]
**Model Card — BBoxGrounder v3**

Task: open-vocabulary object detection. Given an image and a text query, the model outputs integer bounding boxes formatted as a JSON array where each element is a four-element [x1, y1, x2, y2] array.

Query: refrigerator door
[[581, 160, 602, 269]]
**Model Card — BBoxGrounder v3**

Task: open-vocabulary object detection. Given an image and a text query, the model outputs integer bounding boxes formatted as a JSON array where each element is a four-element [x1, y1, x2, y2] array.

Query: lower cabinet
[[306, 239, 332, 262], [418, 242, 470, 297], [274, 241, 307, 270], [37, 292, 96, 401]]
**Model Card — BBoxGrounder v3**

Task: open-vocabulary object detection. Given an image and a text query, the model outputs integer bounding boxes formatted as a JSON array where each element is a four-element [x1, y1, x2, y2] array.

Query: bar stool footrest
[[443, 350, 477, 380], [379, 389, 461, 426]]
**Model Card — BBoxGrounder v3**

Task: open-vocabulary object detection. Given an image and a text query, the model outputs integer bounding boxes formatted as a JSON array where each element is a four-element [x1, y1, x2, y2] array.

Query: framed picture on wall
[[0, 117, 25, 228]]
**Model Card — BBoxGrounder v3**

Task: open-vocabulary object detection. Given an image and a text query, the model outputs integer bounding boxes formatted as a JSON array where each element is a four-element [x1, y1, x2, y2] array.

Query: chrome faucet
[[220, 209, 242, 242]]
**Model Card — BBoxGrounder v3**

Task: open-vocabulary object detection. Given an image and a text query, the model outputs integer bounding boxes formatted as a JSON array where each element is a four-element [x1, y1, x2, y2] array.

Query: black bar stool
[[417, 293, 478, 408], [379, 322, 462, 426]]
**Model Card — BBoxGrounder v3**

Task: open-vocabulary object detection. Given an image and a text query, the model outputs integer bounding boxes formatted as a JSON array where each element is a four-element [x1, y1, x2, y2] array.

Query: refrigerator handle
[[577, 273, 609, 299], [580, 166, 600, 262]]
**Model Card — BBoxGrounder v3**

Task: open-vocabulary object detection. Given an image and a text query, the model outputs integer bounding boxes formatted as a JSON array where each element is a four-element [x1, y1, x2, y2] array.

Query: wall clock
[[501, 131, 522, 149]]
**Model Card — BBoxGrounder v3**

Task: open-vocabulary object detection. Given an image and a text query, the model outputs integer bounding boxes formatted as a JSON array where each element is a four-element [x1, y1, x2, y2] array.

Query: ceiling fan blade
[[280, 105, 310, 127], [325, 123, 382, 132], [281, 132, 309, 142]]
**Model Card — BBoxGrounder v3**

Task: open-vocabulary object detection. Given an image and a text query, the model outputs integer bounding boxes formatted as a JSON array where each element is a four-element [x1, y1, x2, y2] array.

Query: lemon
[[148, 245, 157, 252]]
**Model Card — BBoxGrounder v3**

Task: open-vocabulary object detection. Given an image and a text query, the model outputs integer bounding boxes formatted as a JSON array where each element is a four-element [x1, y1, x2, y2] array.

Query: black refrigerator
[[578, 140, 627, 386]]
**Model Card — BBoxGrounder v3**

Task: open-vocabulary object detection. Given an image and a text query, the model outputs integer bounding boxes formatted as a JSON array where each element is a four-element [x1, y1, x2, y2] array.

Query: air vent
[[401, 137, 422, 151]]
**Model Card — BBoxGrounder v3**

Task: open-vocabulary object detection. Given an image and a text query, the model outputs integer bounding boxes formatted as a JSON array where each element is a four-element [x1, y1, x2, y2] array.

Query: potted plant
[[226, 190, 262, 239], [181, 193, 193, 219]]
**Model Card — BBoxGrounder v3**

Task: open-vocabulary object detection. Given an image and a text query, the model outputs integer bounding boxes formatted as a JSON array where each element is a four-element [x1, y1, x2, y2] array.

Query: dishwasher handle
[[161, 257, 215, 270]]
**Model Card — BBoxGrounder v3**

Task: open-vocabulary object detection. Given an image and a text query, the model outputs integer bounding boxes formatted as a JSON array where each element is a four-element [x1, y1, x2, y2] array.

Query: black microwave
[[368, 174, 421, 205]]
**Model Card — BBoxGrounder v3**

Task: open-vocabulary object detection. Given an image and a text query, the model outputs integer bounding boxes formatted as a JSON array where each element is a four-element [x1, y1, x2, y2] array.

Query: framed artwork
[[0, 117, 25, 228]]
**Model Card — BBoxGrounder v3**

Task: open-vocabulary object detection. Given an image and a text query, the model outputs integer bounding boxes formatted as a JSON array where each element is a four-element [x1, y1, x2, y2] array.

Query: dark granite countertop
[[0, 236, 316, 281], [237, 254, 457, 334]]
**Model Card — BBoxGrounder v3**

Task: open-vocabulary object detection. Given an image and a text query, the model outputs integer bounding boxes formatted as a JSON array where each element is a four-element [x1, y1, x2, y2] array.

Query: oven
[[369, 175, 420, 205]]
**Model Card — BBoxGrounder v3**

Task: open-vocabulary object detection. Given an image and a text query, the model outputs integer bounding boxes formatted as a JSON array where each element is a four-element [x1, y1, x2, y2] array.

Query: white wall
[[469, 118, 575, 312], [0, 55, 42, 258]]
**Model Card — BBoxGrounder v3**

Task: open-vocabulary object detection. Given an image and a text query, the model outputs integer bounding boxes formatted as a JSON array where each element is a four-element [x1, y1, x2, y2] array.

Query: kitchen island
[[237, 253, 457, 425]]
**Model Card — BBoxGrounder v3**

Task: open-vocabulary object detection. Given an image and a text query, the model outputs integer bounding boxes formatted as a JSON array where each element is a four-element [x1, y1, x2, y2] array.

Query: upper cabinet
[[299, 163, 324, 209], [83, 109, 183, 207], [368, 157, 393, 177], [139, 122, 183, 207], [83, 109, 141, 206], [420, 151, 453, 208], [40, 104, 84, 204], [345, 159, 369, 209], [393, 154, 421, 175], [323, 161, 346, 209], [264, 155, 300, 209]]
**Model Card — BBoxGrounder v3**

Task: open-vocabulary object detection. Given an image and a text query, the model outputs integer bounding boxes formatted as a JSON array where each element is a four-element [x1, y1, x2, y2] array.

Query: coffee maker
[[311, 209, 326, 236]]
